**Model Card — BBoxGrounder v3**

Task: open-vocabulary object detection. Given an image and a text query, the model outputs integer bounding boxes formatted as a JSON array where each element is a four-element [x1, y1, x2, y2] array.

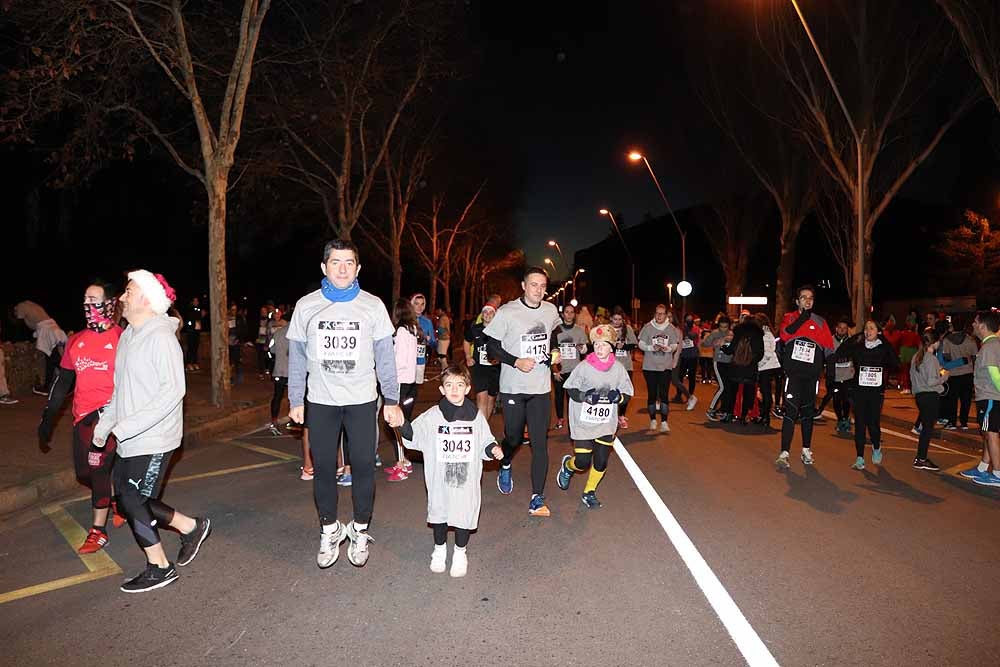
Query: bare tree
[[693, 1, 818, 320], [702, 193, 768, 310], [357, 125, 436, 304], [755, 0, 979, 326], [411, 182, 486, 314], [3, 0, 272, 407], [937, 1, 1000, 111], [263, 0, 449, 240]]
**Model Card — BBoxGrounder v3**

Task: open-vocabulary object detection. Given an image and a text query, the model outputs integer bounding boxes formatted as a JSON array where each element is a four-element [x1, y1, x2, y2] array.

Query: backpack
[[733, 336, 753, 366]]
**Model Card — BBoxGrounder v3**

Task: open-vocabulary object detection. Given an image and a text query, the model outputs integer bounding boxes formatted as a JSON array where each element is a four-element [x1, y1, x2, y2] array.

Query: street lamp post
[[571, 268, 585, 301], [788, 0, 866, 330], [628, 151, 688, 317], [547, 240, 566, 269], [599, 208, 637, 324], [666, 282, 673, 310]]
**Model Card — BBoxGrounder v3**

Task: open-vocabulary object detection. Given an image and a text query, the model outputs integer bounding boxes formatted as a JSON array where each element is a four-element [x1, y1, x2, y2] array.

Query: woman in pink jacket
[[387, 298, 419, 482]]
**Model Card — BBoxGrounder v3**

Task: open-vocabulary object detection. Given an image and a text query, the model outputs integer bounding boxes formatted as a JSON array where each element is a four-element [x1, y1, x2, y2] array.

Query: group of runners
[[33, 240, 1000, 591]]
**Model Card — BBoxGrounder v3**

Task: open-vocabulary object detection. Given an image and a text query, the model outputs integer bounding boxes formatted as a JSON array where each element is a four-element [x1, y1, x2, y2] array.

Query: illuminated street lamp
[[547, 240, 566, 268], [666, 282, 674, 309], [599, 208, 637, 323], [627, 150, 688, 316], [571, 268, 585, 301]]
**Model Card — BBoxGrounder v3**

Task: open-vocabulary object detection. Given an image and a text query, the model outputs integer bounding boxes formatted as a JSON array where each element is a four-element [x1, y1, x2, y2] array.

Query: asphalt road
[[2, 381, 999, 666]]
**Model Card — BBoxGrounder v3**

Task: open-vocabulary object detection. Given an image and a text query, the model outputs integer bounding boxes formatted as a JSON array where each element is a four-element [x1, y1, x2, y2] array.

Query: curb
[[0, 401, 272, 517]]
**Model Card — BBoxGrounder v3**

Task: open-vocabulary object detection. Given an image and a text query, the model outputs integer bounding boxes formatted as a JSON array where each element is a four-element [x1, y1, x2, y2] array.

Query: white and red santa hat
[[128, 269, 176, 315]]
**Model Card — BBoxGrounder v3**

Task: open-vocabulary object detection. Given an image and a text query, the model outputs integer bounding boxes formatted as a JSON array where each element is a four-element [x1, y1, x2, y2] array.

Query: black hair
[[717, 315, 732, 326], [88, 277, 118, 301], [975, 310, 1000, 334], [795, 284, 816, 299], [323, 238, 360, 263], [523, 266, 549, 282]]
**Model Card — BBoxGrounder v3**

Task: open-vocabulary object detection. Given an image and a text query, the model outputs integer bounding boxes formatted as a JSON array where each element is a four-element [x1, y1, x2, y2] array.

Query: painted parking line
[[1, 446, 299, 605], [614, 438, 779, 667], [228, 440, 301, 462], [0, 505, 121, 605]]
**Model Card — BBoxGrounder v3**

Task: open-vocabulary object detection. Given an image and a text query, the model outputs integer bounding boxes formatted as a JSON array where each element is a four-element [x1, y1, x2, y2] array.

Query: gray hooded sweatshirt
[[94, 314, 186, 458]]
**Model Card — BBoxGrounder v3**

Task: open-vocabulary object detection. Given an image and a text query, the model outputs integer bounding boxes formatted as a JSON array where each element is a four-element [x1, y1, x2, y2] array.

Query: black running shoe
[[177, 517, 211, 567], [913, 458, 940, 471], [120, 562, 178, 593], [581, 491, 602, 509]]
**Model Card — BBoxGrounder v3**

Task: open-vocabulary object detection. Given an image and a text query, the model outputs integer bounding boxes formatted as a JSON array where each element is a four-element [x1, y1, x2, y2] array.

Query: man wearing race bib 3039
[[287, 239, 403, 569], [484, 266, 561, 516], [775, 285, 834, 469]]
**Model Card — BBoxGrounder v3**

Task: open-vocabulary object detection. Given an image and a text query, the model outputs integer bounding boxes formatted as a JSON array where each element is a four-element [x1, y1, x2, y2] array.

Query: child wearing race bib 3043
[[556, 324, 634, 509], [400, 363, 503, 577]]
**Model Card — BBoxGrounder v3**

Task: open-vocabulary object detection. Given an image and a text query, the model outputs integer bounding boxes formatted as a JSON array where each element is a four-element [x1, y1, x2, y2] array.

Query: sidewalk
[[0, 371, 276, 516]]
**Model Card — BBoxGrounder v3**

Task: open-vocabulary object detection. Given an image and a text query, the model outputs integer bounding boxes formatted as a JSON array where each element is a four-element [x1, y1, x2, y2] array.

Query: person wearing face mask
[[37, 279, 125, 554], [815, 318, 854, 434], [703, 316, 733, 421], [840, 320, 899, 470], [550, 303, 588, 430]]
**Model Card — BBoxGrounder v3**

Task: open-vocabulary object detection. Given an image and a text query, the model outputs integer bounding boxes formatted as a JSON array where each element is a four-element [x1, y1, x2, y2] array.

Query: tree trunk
[[207, 170, 232, 408], [390, 236, 402, 306], [774, 220, 800, 323], [428, 269, 438, 316], [458, 279, 468, 325], [850, 235, 874, 327]]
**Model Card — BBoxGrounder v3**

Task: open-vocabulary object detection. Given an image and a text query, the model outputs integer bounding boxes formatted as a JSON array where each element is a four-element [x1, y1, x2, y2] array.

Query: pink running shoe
[[385, 467, 410, 482]]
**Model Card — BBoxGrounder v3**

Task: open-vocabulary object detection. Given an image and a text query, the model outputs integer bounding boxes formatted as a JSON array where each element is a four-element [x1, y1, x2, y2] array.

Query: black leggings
[[851, 390, 883, 456], [271, 376, 288, 420], [73, 411, 116, 510], [758, 369, 780, 419], [400, 382, 418, 420], [432, 523, 470, 547], [114, 452, 176, 549], [915, 391, 940, 460], [553, 375, 567, 419], [780, 375, 819, 451], [942, 373, 973, 427], [184, 331, 200, 365], [675, 357, 697, 396], [643, 370, 670, 418], [571, 438, 612, 472], [499, 392, 550, 495], [669, 364, 691, 401], [307, 400, 378, 526], [816, 377, 850, 420], [724, 379, 757, 419]]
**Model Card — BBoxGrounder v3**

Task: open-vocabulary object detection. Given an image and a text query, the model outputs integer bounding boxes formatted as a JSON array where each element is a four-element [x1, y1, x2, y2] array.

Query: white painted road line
[[613, 437, 779, 667], [820, 410, 975, 459]]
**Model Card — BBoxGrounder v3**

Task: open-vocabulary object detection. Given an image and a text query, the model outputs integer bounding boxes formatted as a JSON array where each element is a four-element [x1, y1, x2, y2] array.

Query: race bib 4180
[[580, 401, 613, 424]]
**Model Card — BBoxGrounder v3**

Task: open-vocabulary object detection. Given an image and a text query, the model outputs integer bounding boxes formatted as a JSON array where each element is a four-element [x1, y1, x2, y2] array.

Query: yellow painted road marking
[[0, 569, 120, 605], [2, 451, 296, 605], [169, 459, 294, 483], [229, 440, 301, 461], [41, 504, 121, 573], [0, 505, 122, 605], [941, 460, 977, 478]]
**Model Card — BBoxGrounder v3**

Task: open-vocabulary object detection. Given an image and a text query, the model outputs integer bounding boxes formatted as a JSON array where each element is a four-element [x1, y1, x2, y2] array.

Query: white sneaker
[[430, 545, 447, 573], [346, 522, 373, 567], [801, 448, 815, 465], [659, 421, 670, 434], [300, 467, 314, 481], [317, 522, 346, 568], [450, 547, 468, 578], [648, 419, 657, 432], [775, 451, 790, 469], [686, 395, 698, 411]]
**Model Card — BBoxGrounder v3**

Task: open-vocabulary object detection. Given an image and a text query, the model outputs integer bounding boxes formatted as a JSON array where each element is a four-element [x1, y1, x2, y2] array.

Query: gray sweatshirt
[[95, 314, 186, 458], [910, 352, 947, 395]]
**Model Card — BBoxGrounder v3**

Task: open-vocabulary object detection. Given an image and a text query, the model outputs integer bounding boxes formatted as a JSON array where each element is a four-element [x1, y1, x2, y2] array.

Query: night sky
[[5, 0, 1000, 333]]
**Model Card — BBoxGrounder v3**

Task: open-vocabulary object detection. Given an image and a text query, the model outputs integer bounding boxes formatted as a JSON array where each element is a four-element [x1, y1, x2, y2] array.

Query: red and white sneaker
[[78, 528, 109, 554], [385, 467, 410, 482], [111, 501, 127, 528]]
